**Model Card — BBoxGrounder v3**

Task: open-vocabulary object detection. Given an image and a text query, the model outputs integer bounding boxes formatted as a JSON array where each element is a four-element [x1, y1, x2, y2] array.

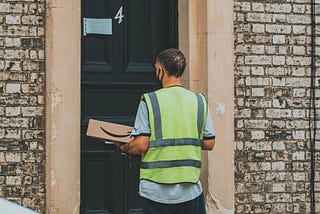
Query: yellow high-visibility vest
[[140, 86, 207, 184]]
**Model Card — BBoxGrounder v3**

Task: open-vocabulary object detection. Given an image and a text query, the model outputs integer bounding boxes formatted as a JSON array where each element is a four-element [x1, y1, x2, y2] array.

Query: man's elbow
[[131, 136, 150, 154], [202, 139, 215, 151], [136, 144, 149, 154], [207, 143, 215, 151]]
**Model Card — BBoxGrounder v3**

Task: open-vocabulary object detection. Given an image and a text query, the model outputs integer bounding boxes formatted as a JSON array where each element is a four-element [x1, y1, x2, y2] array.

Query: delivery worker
[[114, 48, 215, 214]]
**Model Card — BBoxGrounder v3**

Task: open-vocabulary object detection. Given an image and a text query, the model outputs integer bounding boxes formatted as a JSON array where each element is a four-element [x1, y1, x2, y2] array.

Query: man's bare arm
[[202, 139, 215, 150], [115, 135, 150, 155]]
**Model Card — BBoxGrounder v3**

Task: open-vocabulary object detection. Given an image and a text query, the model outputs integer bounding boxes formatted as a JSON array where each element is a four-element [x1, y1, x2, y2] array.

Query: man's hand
[[113, 141, 124, 151], [114, 136, 150, 155]]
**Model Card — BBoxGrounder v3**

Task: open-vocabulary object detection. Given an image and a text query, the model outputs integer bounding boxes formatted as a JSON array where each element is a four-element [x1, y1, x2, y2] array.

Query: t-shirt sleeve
[[131, 101, 151, 136], [203, 107, 215, 140]]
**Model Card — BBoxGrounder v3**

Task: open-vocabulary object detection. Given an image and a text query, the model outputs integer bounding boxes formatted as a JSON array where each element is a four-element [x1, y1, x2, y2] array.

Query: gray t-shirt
[[132, 100, 215, 204]]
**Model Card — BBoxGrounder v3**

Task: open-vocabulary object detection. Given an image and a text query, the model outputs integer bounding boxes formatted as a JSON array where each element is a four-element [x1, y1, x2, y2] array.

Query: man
[[114, 48, 215, 214]]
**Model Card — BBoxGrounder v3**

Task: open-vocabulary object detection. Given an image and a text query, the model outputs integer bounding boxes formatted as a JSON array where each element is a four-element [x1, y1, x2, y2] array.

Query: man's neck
[[162, 76, 182, 88]]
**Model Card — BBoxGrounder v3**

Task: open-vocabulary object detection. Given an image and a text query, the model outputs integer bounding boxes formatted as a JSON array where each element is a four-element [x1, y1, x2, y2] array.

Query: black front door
[[81, 1, 178, 213]]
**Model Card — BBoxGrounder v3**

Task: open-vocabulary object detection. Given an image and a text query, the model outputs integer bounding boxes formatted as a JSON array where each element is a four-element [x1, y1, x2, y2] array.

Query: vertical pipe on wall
[[309, 0, 317, 213]]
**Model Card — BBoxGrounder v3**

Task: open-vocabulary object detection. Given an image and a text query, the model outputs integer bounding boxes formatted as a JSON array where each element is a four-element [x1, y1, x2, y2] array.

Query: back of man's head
[[156, 48, 186, 77]]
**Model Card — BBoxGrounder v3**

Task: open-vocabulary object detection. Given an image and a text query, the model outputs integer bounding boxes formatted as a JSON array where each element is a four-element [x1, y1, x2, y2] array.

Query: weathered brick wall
[[0, 0, 45, 213], [234, 0, 320, 213]]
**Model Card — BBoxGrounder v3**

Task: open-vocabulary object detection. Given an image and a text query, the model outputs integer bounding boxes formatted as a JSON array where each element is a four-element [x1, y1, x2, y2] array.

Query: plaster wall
[[45, 0, 81, 213], [207, 0, 234, 210], [184, 0, 235, 211]]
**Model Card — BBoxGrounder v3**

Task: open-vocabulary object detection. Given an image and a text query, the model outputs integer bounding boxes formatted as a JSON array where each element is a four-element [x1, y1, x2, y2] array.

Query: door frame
[[45, 0, 234, 212]]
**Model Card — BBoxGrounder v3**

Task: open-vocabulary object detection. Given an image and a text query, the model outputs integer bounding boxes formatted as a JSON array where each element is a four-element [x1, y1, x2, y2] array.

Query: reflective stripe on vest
[[140, 159, 201, 169], [149, 138, 202, 148], [140, 87, 207, 184]]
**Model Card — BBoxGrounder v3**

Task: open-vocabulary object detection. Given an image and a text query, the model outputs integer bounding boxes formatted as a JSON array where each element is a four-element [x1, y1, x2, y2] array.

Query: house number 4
[[114, 6, 124, 24]]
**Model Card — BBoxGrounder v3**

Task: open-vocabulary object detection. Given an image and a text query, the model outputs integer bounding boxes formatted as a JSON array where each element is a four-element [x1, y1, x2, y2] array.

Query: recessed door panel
[[82, 152, 114, 212]]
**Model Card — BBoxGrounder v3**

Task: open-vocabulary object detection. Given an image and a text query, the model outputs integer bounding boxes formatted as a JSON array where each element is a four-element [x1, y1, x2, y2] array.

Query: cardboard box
[[86, 119, 133, 143]]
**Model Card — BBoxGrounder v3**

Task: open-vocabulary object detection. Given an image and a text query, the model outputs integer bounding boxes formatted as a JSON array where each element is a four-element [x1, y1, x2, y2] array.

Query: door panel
[[125, 0, 178, 74], [82, 0, 121, 73], [83, 87, 143, 117], [126, 0, 151, 65], [81, 0, 178, 213], [82, 152, 114, 212]]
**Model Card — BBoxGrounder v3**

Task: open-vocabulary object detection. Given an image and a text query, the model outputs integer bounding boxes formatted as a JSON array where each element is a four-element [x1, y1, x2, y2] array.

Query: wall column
[[182, 0, 235, 212], [45, 0, 81, 213], [206, 0, 234, 211]]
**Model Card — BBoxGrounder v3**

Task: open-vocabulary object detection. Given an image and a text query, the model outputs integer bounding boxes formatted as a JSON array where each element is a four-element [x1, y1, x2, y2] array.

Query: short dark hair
[[156, 48, 186, 77]]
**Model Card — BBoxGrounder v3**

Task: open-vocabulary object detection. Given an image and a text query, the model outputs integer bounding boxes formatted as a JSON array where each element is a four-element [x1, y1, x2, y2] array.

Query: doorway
[[80, 1, 178, 213]]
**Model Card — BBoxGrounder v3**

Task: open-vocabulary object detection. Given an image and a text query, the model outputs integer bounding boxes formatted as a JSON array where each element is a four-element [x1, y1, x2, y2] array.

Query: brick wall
[[0, 0, 45, 212], [1, 0, 319, 213], [234, 0, 320, 213]]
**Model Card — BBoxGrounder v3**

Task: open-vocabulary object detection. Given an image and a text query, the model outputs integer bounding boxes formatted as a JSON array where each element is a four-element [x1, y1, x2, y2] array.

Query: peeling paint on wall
[[49, 89, 63, 112], [216, 103, 226, 115], [206, 193, 234, 214], [51, 124, 57, 142], [50, 171, 56, 187], [72, 202, 80, 214]]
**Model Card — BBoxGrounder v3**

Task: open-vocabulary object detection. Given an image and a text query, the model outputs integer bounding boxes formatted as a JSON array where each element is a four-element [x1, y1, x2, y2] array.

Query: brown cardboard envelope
[[86, 119, 133, 143]]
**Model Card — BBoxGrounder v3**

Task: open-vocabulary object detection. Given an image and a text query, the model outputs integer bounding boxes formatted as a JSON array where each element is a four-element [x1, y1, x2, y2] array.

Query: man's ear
[[156, 67, 161, 76], [157, 68, 162, 77], [159, 66, 166, 75]]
